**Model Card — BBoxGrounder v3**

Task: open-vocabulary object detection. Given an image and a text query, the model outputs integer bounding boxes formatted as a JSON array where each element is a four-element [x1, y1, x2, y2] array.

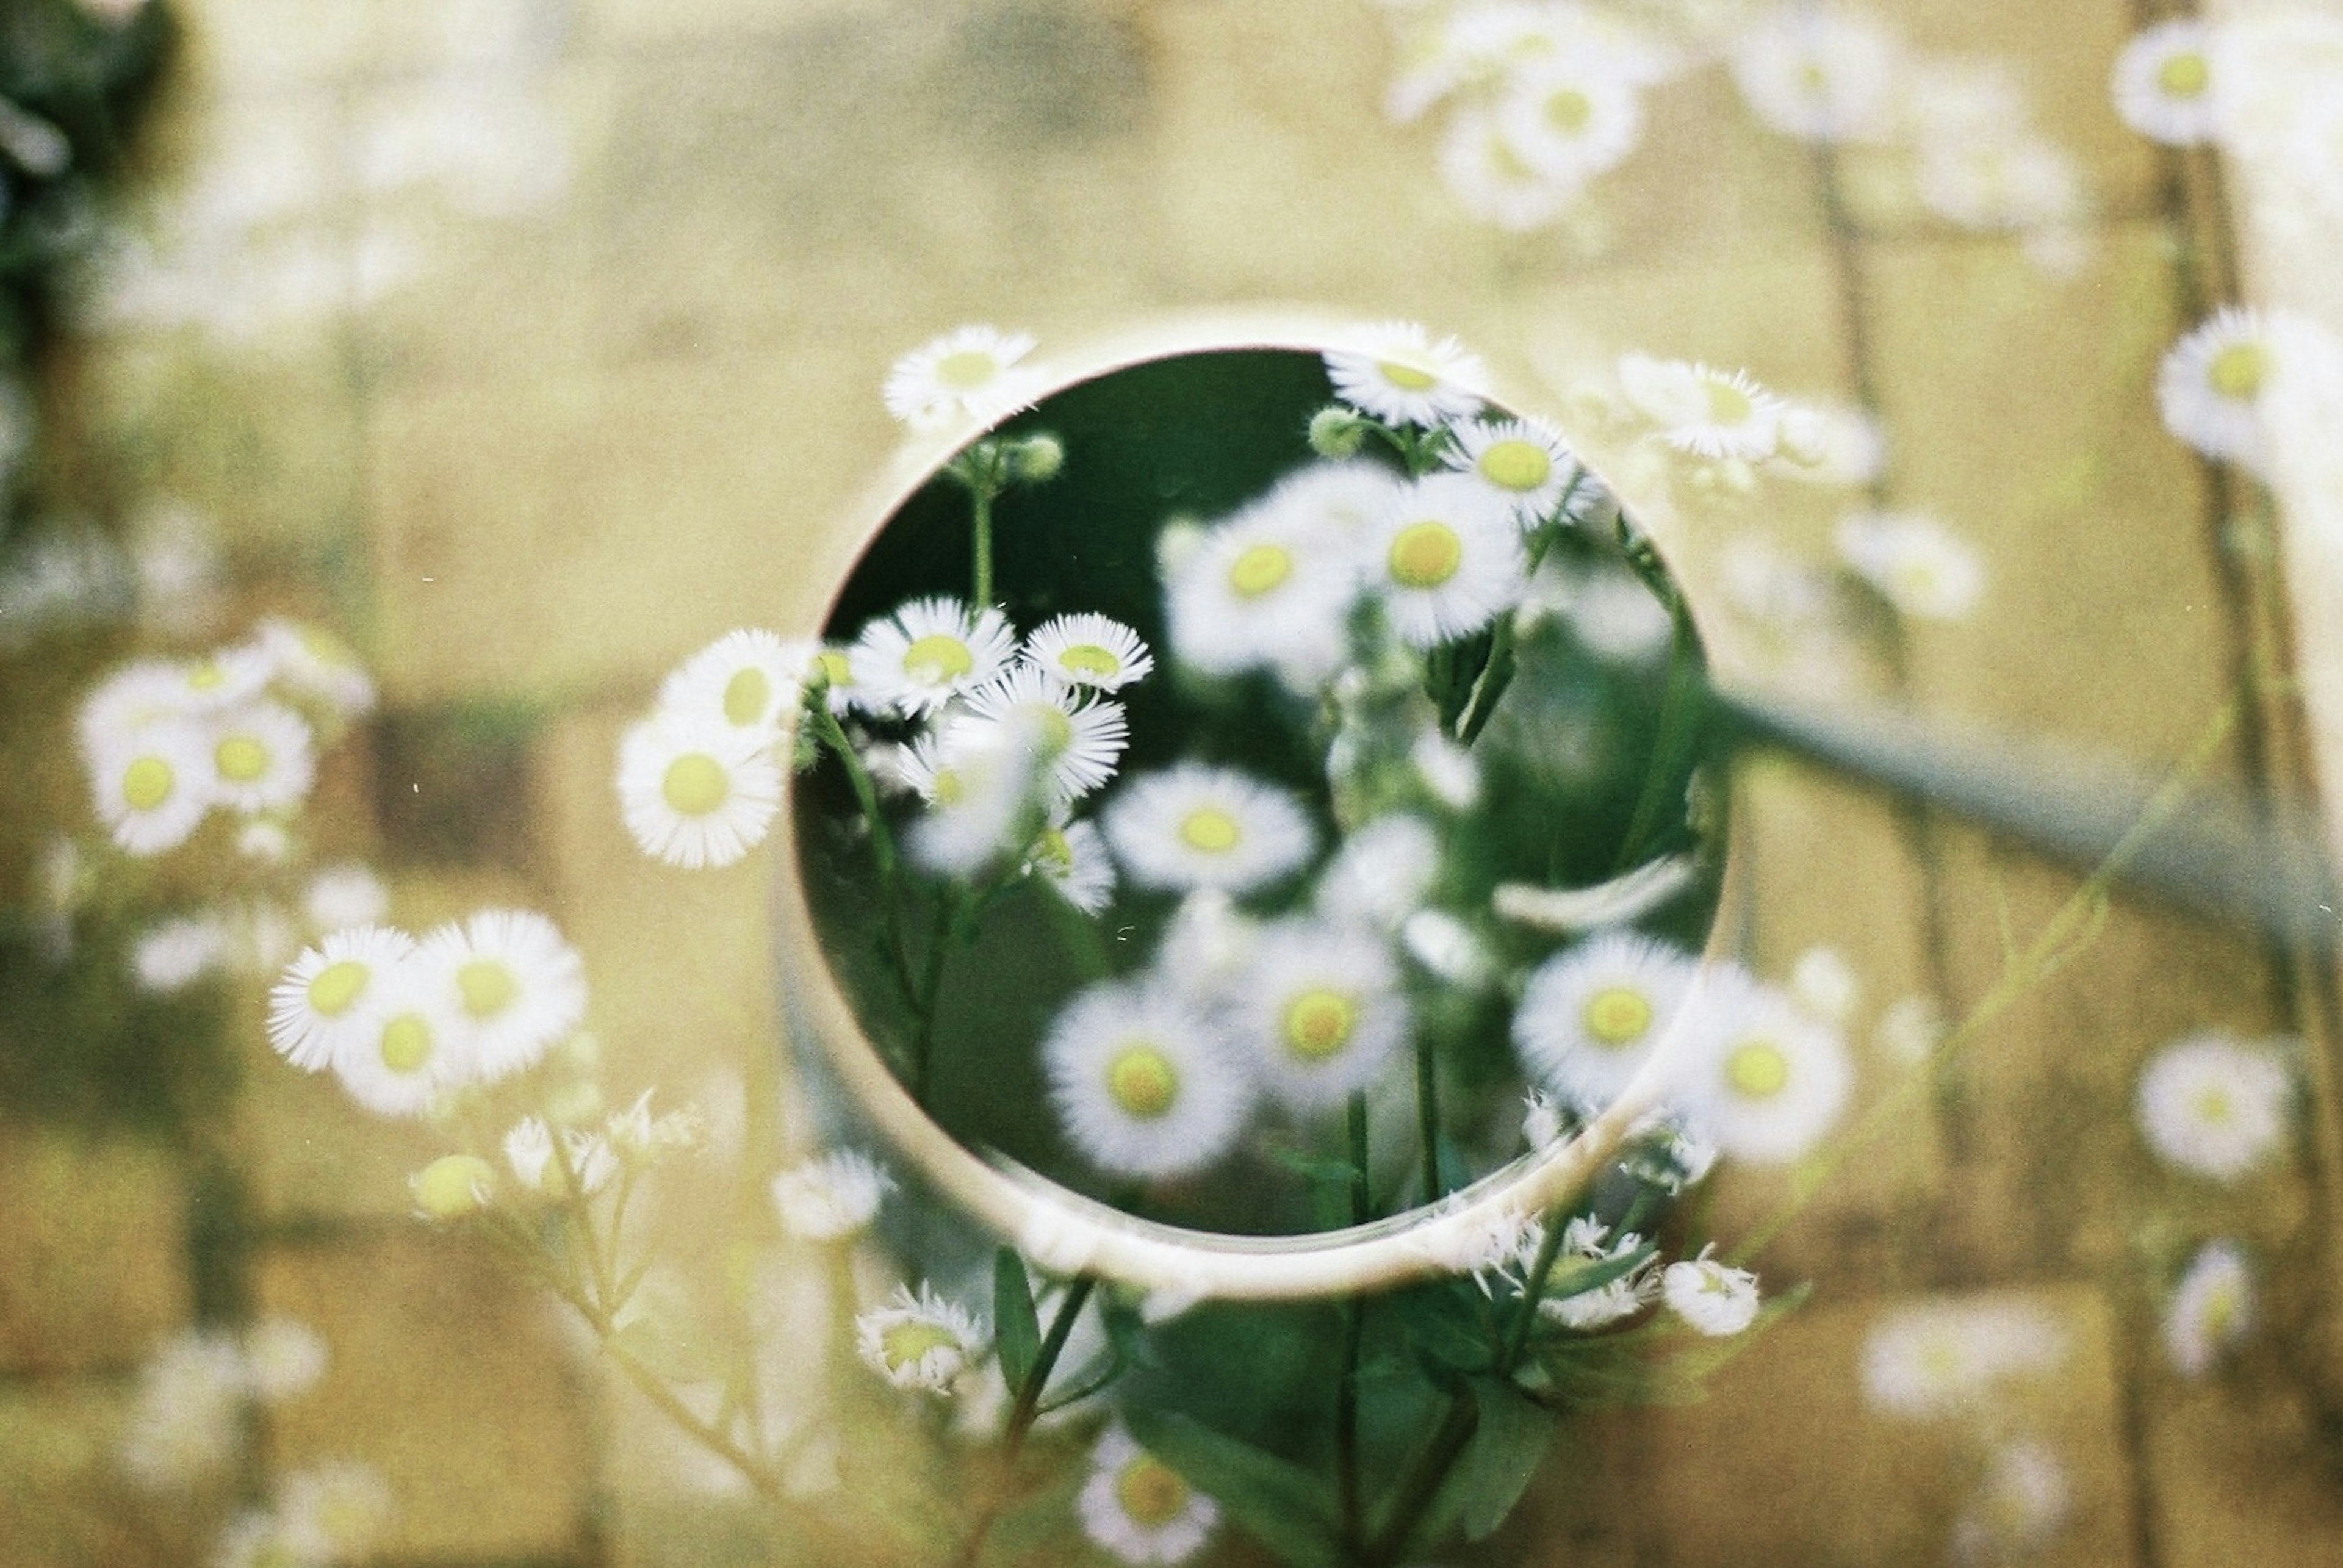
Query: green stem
[[909, 890, 959, 1105], [1005, 1275, 1096, 1459], [1416, 1030, 1444, 1205], [1337, 1095, 1372, 1556], [971, 482, 997, 608], [1364, 1395, 1480, 1568], [1497, 1210, 1567, 1375], [1613, 595, 1702, 872]]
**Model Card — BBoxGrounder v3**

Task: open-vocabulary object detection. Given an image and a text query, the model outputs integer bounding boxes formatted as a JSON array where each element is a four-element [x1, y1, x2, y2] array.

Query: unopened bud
[[411, 1154, 496, 1219], [1308, 405, 1369, 459], [1008, 433, 1065, 483]]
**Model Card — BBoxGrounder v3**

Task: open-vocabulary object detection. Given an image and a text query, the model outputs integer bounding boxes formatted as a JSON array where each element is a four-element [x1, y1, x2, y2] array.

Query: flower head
[[615, 711, 783, 869], [411, 908, 586, 1081], [657, 628, 815, 739], [1539, 1217, 1661, 1329], [1043, 979, 1251, 1179], [1512, 931, 1697, 1112], [242, 1316, 328, 1403], [2164, 1239, 2255, 1376], [1661, 1248, 1760, 1336], [250, 616, 376, 717], [1163, 487, 1362, 691], [2156, 306, 2343, 476], [201, 700, 316, 814], [119, 1329, 250, 1489], [1026, 816, 1117, 915], [268, 925, 419, 1073], [1677, 971, 1852, 1165], [848, 595, 1017, 719], [960, 664, 1128, 805], [1314, 812, 1440, 931], [1438, 106, 1581, 231], [1103, 764, 1316, 896], [1231, 920, 1409, 1113], [1494, 60, 1644, 185], [1835, 511, 1987, 622], [1618, 354, 1785, 462], [772, 1149, 895, 1241], [304, 863, 390, 931], [882, 325, 1042, 431], [1323, 321, 1488, 428], [855, 1282, 985, 1394], [1442, 415, 1582, 530], [133, 913, 233, 993], [87, 718, 213, 855], [1077, 1422, 1220, 1565], [1729, 7, 1902, 143], [2136, 1032, 2292, 1181], [1369, 472, 1525, 648], [2113, 20, 2223, 146], [1023, 612, 1154, 692], [902, 712, 1054, 877], [1860, 1298, 2069, 1419]]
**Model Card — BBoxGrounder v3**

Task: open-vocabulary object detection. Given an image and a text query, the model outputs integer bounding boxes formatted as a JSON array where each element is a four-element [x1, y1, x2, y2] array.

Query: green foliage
[[992, 1248, 1042, 1392]]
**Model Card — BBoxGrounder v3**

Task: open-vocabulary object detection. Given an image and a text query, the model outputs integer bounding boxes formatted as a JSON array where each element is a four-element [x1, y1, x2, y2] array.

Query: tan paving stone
[[2146, 1377, 2343, 1568], [1636, 1282, 2137, 1567], [0, 1131, 188, 1375], [254, 1229, 592, 1563], [0, 1382, 219, 1568]]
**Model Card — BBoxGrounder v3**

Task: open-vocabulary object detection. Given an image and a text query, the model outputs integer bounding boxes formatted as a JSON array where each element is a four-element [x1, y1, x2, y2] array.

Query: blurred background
[[5, 0, 2343, 1563]]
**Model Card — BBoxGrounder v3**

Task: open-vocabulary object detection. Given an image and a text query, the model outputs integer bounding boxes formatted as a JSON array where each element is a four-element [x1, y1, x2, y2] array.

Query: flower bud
[[1008, 433, 1065, 483], [1308, 405, 1369, 458], [411, 1154, 496, 1219]]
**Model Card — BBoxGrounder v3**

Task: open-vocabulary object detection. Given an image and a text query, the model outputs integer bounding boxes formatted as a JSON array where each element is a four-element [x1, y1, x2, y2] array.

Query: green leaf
[[1456, 1376, 1557, 1542], [993, 1248, 1041, 1393], [1123, 1409, 1342, 1568], [1539, 1242, 1657, 1303], [1267, 1147, 1360, 1186]]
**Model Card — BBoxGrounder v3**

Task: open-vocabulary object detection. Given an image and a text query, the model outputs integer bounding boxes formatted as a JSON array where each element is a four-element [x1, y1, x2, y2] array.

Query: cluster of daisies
[[2131, 1030, 2295, 1378], [1375, 2, 2090, 272], [117, 1318, 394, 1568]]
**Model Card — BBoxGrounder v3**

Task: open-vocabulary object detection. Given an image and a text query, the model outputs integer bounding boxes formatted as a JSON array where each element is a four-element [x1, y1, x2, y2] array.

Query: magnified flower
[[855, 1283, 986, 1394], [2156, 306, 2343, 477], [1618, 354, 1785, 462], [88, 719, 213, 855], [1834, 510, 1987, 622], [1513, 932, 1697, 1112], [1662, 1248, 1761, 1336], [902, 713, 1053, 877], [772, 1149, 894, 1242], [1103, 764, 1316, 896], [1677, 969, 1852, 1165], [882, 324, 1041, 431], [1023, 611, 1154, 692], [1078, 1422, 1220, 1566], [329, 968, 473, 1118], [268, 925, 418, 1072], [411, 909, 587, 1081], [1315, 811, 1440, 931], [2164, 1239, 2255, 1376], [1443, 415, 1582, 530], [849, 596, 1017, 719], [1042, 979, 1251, 1179], [961, 664, 1128, 804], [1323, 320, 1487, 428], [1729, 6, 1902, 143], [201, 700, 315, 814], [1231, 919, 1409, 1113], [2112, 20, 2223, 146], [1369, 473, 1525, 648], [658, 628, 815, 738], [1026, 816, 1117, 915], [615, 711, 783, 869], [1163, 492, 1361, 689], [2135, 1032, 2292, 1181], [162, 644, 276, 715]]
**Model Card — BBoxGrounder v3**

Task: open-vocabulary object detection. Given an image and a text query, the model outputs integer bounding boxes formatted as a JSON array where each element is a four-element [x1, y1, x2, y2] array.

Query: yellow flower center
[[413, 1154, 495, 1219], [380, 1013, 434, 1074], [934, 350, 999, 391], [298, 624, 358, 666], [1057, 643, 1123, 679], [1115, 1454, 1192, 1528], [661, 753, 730, 816], [121, 756, 175, 811], [1032, 703, 1074, 757], [1032, 827, 1073, 872], [880, 1320, 960, 1371], [932, 767, 965, 807], [722, 667, 771, 726], [185, 659, 228, 691], [1893, 560, 1942, 600], [2192, 1086, 2234, 1126], [1282, 988, 1358, 1061], [2208, 342, 2267, 400], [1179, 806, 1240, 854], [1377, 359, 1439, 392], [1476, 438, 1552, 493], [1581, 985, 1654, 1049], [1543, 87, 1593, 134], [308, 959, 370, 1018], [215, 735, 270, 783], [458, 957, 520, 1019], [902, 633, 974, 684], [1726, 1040, 1791, 1099], [2203, 1281, 2242, 1339], [1388, 520, 1464, 589], [1795, 59, 1830, 97], [1489, 133, 1539, 182], [1106, 1045, 1179, 1117], [1702, 376, 1755, 425], [1227, 542, 1294, 599], [817, 649, 852, 687], [2157, 51, 2210, 98]]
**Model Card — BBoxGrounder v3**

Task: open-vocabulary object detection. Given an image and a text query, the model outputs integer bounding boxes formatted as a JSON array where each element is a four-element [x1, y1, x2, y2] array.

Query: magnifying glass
[[774, 314, 2339, 1306]]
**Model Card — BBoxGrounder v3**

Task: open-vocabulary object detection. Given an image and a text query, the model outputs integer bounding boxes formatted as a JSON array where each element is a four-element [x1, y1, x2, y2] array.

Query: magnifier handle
[[1707, 685, 2343, 957]]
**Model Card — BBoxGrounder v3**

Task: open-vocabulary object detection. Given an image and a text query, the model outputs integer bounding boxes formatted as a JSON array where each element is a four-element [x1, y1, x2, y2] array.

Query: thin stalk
[[1415, 1030, 1444, 1204], [909, 889, 959, 1104], [971, 482, 998, 608], [1006, 1276, 1097, 1459], [1336, 1095, 1372, 1555], [1613, 597, 1702, 872], [810, 706, 920, 1013], [1497, 1213, 1568, 1374], [1363, 1395, 1480, 1568]]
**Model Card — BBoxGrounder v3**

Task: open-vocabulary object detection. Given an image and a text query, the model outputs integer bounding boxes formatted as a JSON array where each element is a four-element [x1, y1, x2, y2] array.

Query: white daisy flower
[[903, 712, 1053, 877], [1728, 6, 1902, 144], [132, 913, 232, 993], [2156, 306, 2343, 477], [1078, 1422, 1220, 1566], [1677, 969, 1853, 1165], [77, 659, 201, 752], [1043, 979, 1251, 1179], [1860, 1298, 2070, 1419], [242, 1316, 328, 1403], [1368, 472, 1524, 649], [411, 908, 587, 1081], [1102, 764, 1317, 896], [1495, 60, 1644, 185], [881, 324, 1042, 431], [657, 627, 815, 738], [1230, 919, 1409, 1114], [1442, 415, 1582, 531], [848, 595, 1017, 719], [500, 1115, 619, 1198], [2135, 1032, 2293, 1181], [604, 1088, 704, 1163], [1564, 568, 1674, 663], [1162, 495, 1361, 690], [1153, 890, 1261, 1009], [1023, 611, 1154, 692], [1835, 510, 1986, 622], [163, 643, 277, 715], [1315, 812, 1440, 931], [1261, 459, 1412, 545], [812, 644, 862, 714], [2164, 1239, 2255, 1377], [1401, 907, 1497, 989], [1773, 398, 1887, 486], [1661, 1248, 1761, 1336], [1913, 132, 2085, 236], [1787, 946, 1862, 1025], [118, 1329, 249, 1490], [1617, 354, 1785, 462], [2112, 20, 2223, 146], [1438, 105, 1582, 232], [328, 966, 473, 1118], [201, 700, 315, 814], [854, 1282, 985, 1394], [304, 863, 389, 931], [236, 820, 292, 862], [267, 924, 417, 1072], [1539, 1216, 1660, 1330], [1323, 320, 1488, 429], [1951, 1439, 2071, 1562], [1874, 993, 1949, 1065], [962, 664, 1128, 804], [771, 1149, 894, 1241], [87, 719, 213, 855], [615, 711, 784, 870], [1512, 932, 1697, 1112], [1027, 816, 1117, 914], [250, 616, 375, 717], [276, 1460, 395, 1559], [1409, 729, 1483, 810]]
